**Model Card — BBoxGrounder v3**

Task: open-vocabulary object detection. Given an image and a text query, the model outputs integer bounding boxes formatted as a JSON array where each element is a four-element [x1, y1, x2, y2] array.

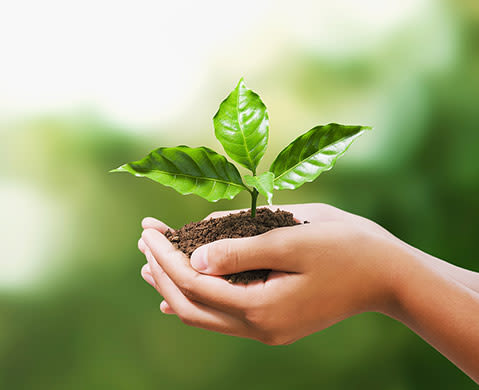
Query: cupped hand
[[138, 203, 406, 345]]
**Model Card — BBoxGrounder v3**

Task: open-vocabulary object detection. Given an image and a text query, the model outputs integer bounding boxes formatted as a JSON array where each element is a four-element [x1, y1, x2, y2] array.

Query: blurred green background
[[1, 0, 478, 388]]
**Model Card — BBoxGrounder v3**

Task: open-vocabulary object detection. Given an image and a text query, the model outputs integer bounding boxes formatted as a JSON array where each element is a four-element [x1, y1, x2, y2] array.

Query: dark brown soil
[[165, 208, 301, 284]]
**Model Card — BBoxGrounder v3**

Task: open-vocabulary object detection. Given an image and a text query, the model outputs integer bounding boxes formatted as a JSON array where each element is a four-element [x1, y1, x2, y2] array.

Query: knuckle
[[315, 203, 336, 215], [174, 300, 198, 325], [318, 221, 347, 246], [316, 202, 332, 209], [182, 319, 194, 327], [222, 241, 239, 272], [153, 268, 167, 284], [244, 304, 292, 346], [177, 277, 197, 300], [209, 240, 238, 273], [178, 311, 195, 327], [243, 305, 268, 330], [257, 333, 290, 346], [141, 228, 156, 242]]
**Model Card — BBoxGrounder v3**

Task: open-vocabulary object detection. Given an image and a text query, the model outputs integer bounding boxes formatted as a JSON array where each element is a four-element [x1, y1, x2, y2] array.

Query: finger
[[144, 248, 252, 337], [138, 238, 147, 254], [141, 229, 252, 313], [142, 217, 171, 234], [160, 300, 176, 314], [141, 262, 177, 316], [141, 263, 156, 287], [142, 261, 175, 314], [190, 225, 307, 276]]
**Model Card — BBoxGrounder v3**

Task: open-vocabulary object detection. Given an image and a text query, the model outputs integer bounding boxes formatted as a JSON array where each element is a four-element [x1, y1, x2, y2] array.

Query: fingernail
[[160, 300, 169, 313], [142, 264, 155, 286], [190, 246, 208, 272], [138, 238, 145, 252], [143, 272, 155, 287]]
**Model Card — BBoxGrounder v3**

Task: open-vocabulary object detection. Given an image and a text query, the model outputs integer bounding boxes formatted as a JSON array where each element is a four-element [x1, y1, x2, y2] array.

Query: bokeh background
[[1, 0, 478, 388]]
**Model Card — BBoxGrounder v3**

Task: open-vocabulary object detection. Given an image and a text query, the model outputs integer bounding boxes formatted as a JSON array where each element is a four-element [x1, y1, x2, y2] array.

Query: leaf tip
[[109, 165, 126, 173], [237, 77, 246, 89]]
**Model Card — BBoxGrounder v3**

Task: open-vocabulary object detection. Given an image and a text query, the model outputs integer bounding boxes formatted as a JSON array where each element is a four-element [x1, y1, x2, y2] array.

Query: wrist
[[376, 239, 438, 322], [334, 231, 411, 317], [364, 235, 423, 318]]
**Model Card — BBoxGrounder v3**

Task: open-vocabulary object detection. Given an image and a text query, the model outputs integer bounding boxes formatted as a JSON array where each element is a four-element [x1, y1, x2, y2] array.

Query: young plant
[[111, 79, 371, 217]]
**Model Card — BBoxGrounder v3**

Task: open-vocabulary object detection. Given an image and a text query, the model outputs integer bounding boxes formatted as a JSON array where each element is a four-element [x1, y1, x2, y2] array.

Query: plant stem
[[250, 188, 258, 217]]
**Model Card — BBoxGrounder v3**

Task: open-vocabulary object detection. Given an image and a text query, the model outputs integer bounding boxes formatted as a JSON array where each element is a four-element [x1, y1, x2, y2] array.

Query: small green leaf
[[244, 172, 275, 205], [213, 78, 269, 173], [111, 146, 246, 202], [270, 123, 371, 190]]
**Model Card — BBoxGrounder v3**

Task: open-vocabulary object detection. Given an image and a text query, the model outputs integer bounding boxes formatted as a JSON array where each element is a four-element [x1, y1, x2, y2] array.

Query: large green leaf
[[213, 78, 269, 173], [244, 172, 274, 205], [270, 123, 370, 190], [111, 146, 246, 202]]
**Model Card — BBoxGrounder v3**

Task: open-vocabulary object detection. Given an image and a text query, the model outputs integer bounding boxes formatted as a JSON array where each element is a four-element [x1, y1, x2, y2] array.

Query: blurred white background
[[0, 0, 453, 129]]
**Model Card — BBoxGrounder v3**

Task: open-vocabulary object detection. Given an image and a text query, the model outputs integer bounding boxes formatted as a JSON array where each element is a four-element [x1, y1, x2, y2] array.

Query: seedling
[[111, 79, 370, 217]]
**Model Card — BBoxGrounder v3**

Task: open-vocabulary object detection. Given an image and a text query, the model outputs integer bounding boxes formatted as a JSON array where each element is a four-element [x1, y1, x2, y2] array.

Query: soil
[[165, 208, 303, 284]]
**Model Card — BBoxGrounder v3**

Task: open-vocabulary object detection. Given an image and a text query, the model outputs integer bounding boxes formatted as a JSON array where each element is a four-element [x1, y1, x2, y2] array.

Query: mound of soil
[[165, 208, 302, 284]]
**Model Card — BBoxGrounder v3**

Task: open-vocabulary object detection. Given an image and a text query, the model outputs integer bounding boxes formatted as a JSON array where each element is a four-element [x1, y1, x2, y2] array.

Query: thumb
[[190, 227, 302, 275]]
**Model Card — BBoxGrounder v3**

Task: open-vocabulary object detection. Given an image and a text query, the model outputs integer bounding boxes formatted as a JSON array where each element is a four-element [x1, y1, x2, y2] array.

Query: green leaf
[[244, 172, 274, 205], [270, 123, 371, 190], [213, 78, 269, 173], [111, 146, 246, 202]]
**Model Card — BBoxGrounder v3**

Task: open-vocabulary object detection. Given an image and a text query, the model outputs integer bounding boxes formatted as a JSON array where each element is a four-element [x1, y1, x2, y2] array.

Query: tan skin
[[137, 203, 479, 383]]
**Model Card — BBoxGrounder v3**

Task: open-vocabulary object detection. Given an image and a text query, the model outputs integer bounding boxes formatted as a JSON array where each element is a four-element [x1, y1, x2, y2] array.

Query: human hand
[[138, 203, 407, 345]]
